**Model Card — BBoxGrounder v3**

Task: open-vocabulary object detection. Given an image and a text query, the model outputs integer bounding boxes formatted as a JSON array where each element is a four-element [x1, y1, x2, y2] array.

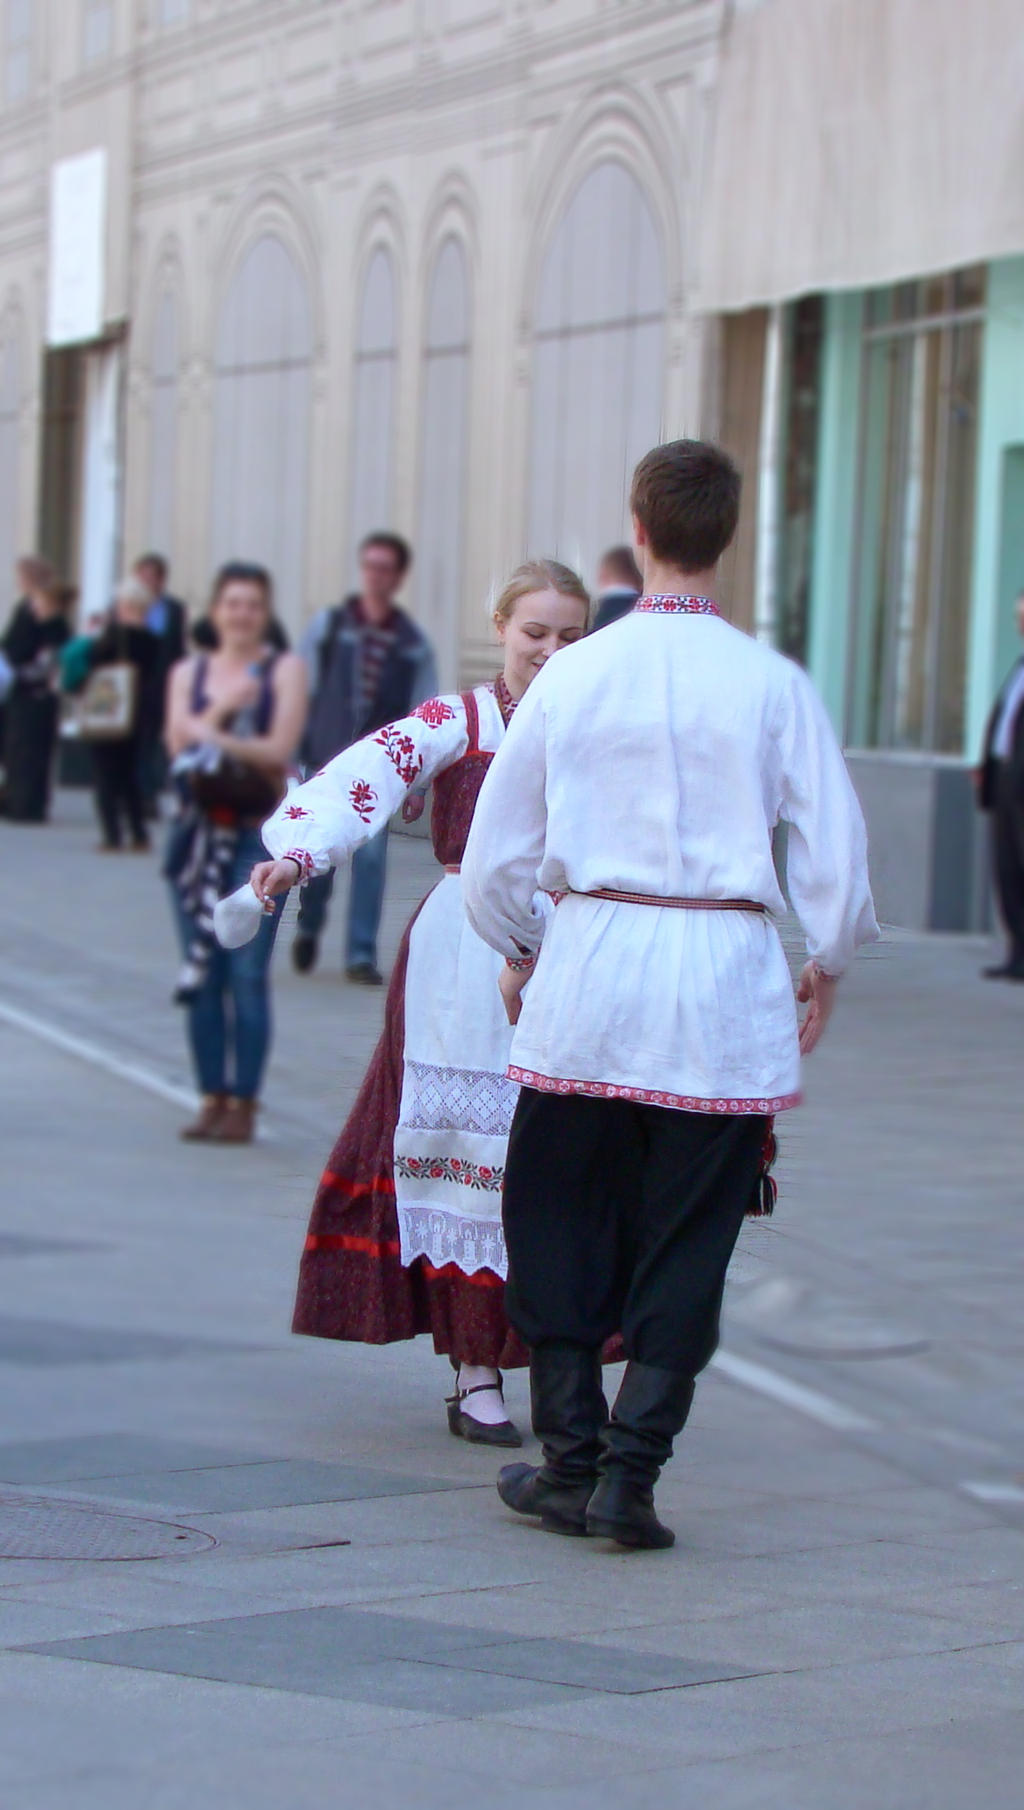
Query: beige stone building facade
[[0, 0, 733, 687]]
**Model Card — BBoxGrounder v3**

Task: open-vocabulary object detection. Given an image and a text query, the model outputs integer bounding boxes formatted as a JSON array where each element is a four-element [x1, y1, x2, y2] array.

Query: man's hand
[[250, 857, 301, 910], [796, 961, 838, 1055], [401, 792, 426, 824], [499, 962, 531, 1026]]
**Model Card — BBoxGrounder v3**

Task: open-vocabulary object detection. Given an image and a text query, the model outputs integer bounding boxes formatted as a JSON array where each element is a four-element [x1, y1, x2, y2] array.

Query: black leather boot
[[497, 1342, 607, 1537], [585, 1362, 696, 1550]]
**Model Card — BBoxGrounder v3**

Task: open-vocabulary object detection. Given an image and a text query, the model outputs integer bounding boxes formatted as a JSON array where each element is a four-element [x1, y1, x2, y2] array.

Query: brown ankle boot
[[214, 1097, 257, 1144], [181, 1094, 227, 1141]]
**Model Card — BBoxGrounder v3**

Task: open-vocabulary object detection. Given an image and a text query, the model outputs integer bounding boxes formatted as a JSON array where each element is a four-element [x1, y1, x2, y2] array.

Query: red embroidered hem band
[[506, 953, 536, 972], [444, 864, 461, 875], [508, 1065, 801, 1115], [395, 1154, 504, 1191], [579, 888, 766, 914]]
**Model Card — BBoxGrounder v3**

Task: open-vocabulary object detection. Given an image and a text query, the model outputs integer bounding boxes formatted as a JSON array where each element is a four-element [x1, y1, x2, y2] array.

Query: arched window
[[416, 236, 470, 686], [0, 322, 21, 594], [348, 246, 397, 561], [148, 286, 179, 554], [528, 161, 666, 576], [211, 234, 313, 626]]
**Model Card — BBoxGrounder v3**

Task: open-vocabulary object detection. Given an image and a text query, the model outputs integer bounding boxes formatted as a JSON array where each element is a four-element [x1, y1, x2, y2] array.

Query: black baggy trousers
[[503, 1088, 769, 1375]]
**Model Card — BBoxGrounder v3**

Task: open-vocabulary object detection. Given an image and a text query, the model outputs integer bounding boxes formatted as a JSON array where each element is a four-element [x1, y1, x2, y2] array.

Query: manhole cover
[[0, 1494, 217, 1560]]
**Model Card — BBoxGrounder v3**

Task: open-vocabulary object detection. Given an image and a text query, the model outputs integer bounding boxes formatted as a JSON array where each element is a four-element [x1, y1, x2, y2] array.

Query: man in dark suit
[[134, 552, 187, 811], [978, 589, 1024, 980], [590, 545, 642, 632]]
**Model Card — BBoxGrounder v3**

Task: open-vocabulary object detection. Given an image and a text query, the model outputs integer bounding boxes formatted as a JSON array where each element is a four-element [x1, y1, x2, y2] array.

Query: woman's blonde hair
[[493, 559, 590, 626]]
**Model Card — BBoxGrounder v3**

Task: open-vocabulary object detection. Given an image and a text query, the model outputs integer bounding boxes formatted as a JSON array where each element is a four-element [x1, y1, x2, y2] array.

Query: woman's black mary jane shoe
[[446, 1376, 523, 1448]]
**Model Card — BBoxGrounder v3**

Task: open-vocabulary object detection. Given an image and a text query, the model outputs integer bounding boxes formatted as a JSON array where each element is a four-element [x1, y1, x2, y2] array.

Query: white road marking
[[0, 998, 197, 1111], [711, 1348, 877, 1433], [960, 1480, 1024, 1506]]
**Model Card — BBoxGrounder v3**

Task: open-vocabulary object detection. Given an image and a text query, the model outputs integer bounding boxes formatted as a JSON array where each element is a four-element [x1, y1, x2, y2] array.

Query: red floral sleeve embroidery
[[284, 803, 311, 820], [349, 780, 378, 823], [373, 726, 424, 787], [411, 698, 456, 728]]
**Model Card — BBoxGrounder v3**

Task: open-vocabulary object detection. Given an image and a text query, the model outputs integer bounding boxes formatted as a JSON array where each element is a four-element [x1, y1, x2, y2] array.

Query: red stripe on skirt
[[320, 1170, 396, 1199], [304, 1232, 402, 1257], [304, 1230, 504, 1289]]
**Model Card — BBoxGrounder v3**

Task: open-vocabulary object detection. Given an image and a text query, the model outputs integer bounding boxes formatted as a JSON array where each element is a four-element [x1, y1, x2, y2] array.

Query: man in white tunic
[[462, 440, 878, 1550]]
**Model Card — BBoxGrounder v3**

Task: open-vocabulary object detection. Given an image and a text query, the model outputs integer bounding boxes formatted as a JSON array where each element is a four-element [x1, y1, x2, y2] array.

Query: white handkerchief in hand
[[213, 883, 266, 949]]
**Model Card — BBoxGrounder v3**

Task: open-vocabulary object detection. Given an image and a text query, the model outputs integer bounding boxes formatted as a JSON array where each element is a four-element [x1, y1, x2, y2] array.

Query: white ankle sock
[[456, 1364, 508, 1425]]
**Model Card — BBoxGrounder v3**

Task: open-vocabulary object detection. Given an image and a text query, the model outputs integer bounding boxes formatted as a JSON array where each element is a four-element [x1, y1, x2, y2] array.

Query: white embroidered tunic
[[461, 600, 879, 1113], [262, 686, 521, 1277]]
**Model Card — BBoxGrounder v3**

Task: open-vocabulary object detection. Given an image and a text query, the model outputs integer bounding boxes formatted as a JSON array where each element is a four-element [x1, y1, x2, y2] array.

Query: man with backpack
[[294, 533, 436, 983]]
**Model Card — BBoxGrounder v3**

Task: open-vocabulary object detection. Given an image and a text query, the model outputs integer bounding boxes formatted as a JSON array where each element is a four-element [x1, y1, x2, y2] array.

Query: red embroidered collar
[[634, 594, 721, 617], [494, 674, 519, 726]]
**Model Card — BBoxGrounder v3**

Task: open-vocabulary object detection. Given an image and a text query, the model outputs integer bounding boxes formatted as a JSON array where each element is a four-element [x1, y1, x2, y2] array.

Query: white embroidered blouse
[[461, 600, 879, 1113], [262, 687, 506, 876]]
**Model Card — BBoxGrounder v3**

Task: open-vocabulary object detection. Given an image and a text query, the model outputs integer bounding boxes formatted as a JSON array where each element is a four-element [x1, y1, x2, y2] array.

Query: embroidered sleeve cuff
[[506, 952, 536, 973], [284, 849, 316, 882]]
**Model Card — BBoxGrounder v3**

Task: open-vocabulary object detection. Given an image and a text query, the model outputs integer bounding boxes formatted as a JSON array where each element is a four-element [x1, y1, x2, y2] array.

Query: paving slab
[[0, 1746, 535, 1810], [21, 1601, 757, 1701], [0, 1434, 276, 1483], [0, 1235, 104, 1258], [0, 1315, 258, 1367], [56, 1457, 475, 1514], [493, 1643, 1024, 1761], [594, 1708, 1024, 1810]]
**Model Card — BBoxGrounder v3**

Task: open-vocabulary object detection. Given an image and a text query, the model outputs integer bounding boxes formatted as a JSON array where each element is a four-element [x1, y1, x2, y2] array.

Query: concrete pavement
[[0, 791, 1022, 1807]]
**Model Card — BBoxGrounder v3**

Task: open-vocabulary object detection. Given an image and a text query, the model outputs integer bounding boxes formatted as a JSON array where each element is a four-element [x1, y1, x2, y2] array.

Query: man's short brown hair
[[630, 440, 741, 572]]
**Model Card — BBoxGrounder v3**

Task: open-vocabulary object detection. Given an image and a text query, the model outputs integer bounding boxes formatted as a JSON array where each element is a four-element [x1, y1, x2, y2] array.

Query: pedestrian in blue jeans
[[164, 562, 308, 1142], [295, 531, 436, 984]]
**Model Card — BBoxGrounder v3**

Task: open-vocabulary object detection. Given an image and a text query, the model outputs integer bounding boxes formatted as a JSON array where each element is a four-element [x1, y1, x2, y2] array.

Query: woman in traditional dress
[[250, 560, 590, 1445]]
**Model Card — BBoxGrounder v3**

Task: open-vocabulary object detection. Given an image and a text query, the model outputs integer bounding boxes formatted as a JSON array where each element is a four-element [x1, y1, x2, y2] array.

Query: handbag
[[188, 752, 284, 818], [77, 662, 138, 740]]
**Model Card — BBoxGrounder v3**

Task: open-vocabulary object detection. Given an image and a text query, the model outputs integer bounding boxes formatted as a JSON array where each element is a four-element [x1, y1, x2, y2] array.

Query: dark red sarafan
[[292, 690, 529, 1367]]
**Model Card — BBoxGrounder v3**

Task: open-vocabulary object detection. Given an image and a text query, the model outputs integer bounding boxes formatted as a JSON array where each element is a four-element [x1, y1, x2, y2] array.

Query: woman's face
[[496, 588, 588, 697], [212, 580, 270, 650]]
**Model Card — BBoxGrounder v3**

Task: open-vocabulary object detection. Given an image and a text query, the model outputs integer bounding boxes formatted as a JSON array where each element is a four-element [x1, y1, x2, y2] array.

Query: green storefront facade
[[797, 259, 1024, 929], [703, 1, 1024, 932]]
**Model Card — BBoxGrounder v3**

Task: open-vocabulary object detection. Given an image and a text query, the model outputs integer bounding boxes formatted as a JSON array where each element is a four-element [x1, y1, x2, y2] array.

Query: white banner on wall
[[47, 149, 107, 347]]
